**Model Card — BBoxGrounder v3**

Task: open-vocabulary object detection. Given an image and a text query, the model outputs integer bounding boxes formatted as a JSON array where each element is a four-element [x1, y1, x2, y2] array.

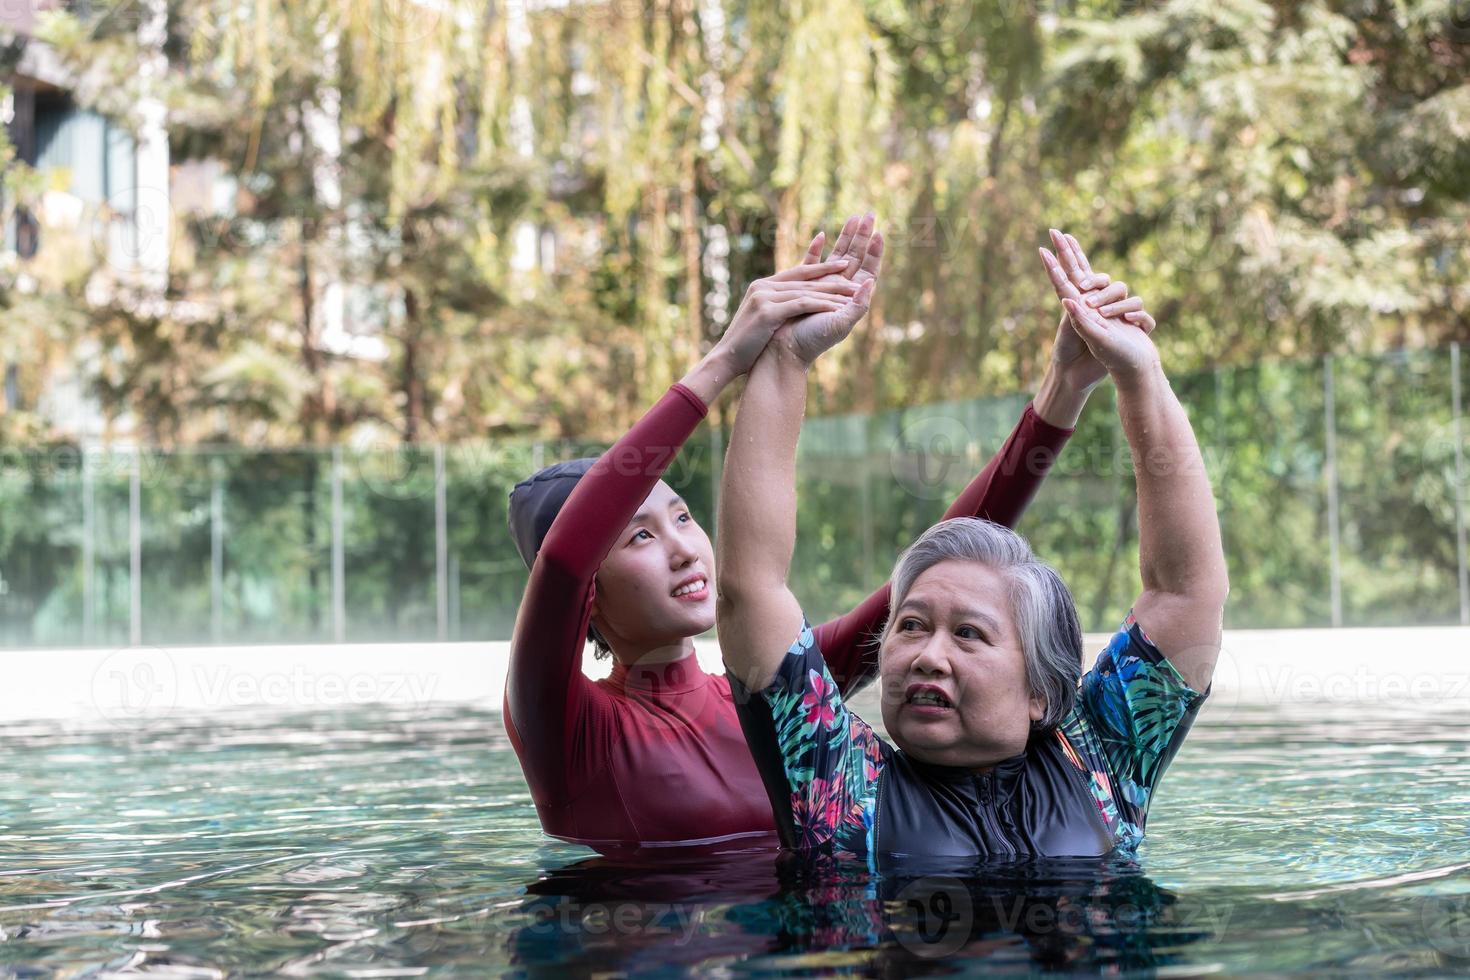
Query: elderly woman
[[716, 231, 1228, 862]]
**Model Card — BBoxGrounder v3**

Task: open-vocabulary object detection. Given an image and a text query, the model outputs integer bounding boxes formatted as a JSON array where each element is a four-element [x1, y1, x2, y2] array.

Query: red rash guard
[[504, 383, 1074, 854]]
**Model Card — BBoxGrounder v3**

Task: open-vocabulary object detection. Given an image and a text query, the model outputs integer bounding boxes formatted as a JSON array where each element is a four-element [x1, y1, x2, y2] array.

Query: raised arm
[[818, 229, 1159, 695], [1062, 290, 1228, 694], [505, 250, 860, 805], [718, 219, 879, 694], [715, 343, 813, 694]]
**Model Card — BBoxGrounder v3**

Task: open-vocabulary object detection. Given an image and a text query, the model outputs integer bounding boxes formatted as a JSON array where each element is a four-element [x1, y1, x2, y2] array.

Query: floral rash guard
[[729, 614, 1207, 864]]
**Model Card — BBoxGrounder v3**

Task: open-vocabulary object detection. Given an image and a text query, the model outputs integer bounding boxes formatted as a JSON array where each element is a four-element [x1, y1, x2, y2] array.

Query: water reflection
[[2, 702, 1469, 974], [499, 851, 1211, 974]]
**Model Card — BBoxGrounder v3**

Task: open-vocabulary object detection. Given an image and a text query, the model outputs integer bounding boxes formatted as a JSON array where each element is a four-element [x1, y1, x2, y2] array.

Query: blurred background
[[1, 0, 1468, 647]]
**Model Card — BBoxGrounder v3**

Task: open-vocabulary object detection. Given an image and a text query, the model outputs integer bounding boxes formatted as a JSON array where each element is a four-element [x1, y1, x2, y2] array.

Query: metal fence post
[[82, 449, 95, 645], [1213, 367, 1227, 549], [129, 448, 142, 646], [210, 457, 224, 643], [448, 552, 460, 640], [1324, 356, 1343, 628], [435, 443, 448, 642], [331, 446, 346, 643], [1452, 342, 1468, 626]]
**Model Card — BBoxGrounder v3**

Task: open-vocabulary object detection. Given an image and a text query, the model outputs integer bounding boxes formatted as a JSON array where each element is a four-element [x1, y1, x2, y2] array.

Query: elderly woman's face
[[879, 560, 1046, 769]]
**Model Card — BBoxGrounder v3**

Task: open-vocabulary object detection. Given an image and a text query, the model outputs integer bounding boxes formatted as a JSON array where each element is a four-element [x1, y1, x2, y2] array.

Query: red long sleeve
[[504, 383, 708, 806], [815, 401, 1075, 696]]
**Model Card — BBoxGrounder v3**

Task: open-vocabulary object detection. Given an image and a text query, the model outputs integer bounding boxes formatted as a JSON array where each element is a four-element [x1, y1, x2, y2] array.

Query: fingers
[[770, 259, 850, 282], [1085, 281, 1129, 309], [1059, 300, 1108, 364], [1039, 248, 1080, 301], [829, 214, 861, 263], [768, 296, 847, 319], [1125, 310, 1157, 333], [800, 232, 826, 265], [859, 231, 884, 281], [833, 278, 877, 325], [1050, 229, 1085, 284], [766, 279, 861, 295], [1065, 233, 1094, 277], [1098, 296, 1144, 318], [1052, 228, 1109, 289], [843, 212, 876, 278]]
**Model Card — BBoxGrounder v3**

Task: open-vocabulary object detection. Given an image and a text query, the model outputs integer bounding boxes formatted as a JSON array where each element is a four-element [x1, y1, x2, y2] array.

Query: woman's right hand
[[774, 213, 884, 365], [713, 249, 863, 377]]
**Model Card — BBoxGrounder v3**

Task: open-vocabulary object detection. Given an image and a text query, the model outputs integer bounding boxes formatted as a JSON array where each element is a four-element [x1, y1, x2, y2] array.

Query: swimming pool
[[3, 694, 1469, 976]]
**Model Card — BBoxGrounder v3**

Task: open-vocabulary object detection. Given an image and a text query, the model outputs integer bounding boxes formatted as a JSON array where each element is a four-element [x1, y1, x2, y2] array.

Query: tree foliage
[[0, 0, 1463, 444]]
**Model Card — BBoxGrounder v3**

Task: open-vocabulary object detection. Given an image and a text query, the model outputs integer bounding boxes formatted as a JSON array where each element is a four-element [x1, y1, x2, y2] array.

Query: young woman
[[504, 216, 1120, 854], [716, 232, 1226, 863]]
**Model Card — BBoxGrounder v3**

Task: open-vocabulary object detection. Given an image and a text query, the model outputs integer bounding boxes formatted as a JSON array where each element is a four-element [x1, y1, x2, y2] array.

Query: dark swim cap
[[508, 457, 597, 569]]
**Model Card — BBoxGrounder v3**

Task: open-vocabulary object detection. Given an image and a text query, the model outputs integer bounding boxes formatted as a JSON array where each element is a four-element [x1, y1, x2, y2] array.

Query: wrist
[[765, 331, 819, 371], [1111, 359, 1167, 398], [1033, 363, 1091, 428], [680, 347, 739, 407]]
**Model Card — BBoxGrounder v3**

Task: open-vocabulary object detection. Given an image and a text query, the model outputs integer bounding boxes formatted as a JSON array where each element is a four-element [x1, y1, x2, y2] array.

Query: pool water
[[3, 696, 1470, 976]]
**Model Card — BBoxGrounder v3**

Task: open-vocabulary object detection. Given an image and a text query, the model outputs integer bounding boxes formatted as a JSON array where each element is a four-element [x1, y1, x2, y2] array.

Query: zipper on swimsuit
[[872, 771, 884, 856], [974, 772, 1014, 857]]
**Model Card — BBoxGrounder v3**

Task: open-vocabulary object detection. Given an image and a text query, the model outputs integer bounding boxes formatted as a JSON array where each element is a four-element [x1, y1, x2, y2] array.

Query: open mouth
[[905, 686, 954, 709], [670, 578, 708, 600]]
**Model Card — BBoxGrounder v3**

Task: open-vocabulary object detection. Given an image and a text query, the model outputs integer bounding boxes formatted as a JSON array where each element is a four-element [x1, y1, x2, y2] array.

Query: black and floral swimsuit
[[730, 613, 1206, 866]]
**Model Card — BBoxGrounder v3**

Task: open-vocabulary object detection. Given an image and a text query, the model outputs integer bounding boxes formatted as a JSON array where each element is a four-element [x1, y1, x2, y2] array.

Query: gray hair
[[883, 517, 1083, 731]]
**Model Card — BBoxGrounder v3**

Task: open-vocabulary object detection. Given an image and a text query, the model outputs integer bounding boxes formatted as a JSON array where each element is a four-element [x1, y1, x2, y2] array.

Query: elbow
[[534, 530, 580, 573], [714, 571, 756, 614], [1199, 550, 1231, 611], [1142, 560, 1230, 614]]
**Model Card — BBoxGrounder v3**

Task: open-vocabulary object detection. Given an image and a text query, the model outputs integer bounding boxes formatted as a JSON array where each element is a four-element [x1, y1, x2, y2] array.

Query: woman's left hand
[[1061, 286, 1163, 385]]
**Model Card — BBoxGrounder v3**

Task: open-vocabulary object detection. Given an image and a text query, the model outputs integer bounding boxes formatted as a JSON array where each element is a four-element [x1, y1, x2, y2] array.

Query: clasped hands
[[710, 213, 1161, 389]]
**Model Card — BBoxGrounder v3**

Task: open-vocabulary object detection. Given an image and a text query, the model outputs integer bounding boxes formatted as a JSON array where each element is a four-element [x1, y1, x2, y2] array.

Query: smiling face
[[590, 480, 716, 661], [878, 559, 1046, 769]]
